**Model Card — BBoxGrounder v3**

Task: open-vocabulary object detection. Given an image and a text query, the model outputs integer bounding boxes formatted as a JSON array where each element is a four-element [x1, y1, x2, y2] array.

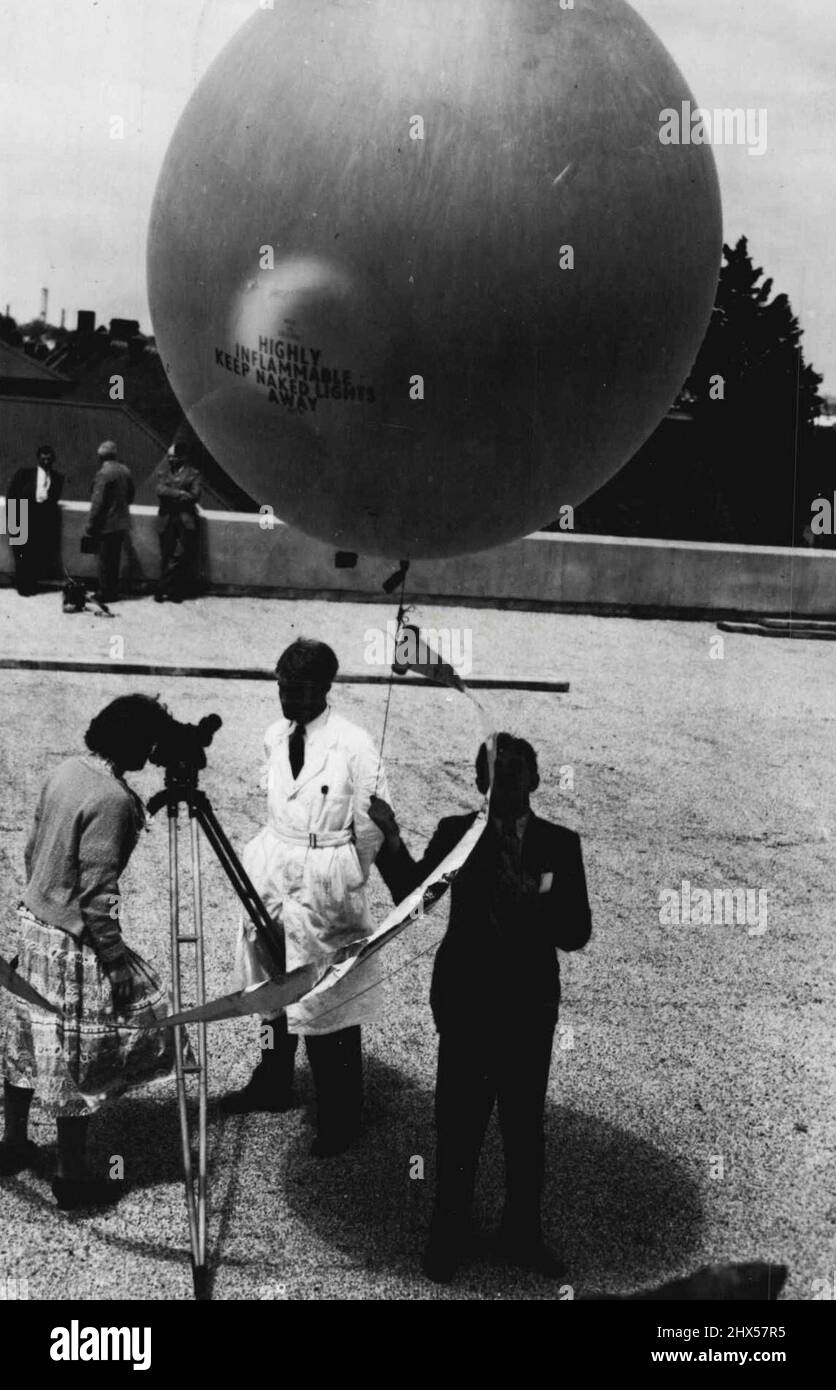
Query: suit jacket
[[86, 460, 134, 536], [377, 810, 592, 1031], [154, 458, 202, 533], [5, 466, 64, 508]]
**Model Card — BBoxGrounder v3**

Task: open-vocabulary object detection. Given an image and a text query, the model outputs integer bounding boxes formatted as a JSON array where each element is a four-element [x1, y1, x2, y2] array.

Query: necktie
[[288, 722, 305, 779], [498, 819, 522, 877]]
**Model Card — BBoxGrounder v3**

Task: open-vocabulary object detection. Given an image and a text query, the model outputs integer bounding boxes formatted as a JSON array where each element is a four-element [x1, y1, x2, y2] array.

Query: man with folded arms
[[371, 732, 592, 1283]]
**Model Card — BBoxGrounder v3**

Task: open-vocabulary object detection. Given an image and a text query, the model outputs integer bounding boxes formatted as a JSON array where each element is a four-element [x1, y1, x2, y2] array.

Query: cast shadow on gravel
[[17, 1093, 189, 1193], [281, 1055, 705, 1297], [6, 1058, 703, 1299], [6, 1092, 251, 1294]]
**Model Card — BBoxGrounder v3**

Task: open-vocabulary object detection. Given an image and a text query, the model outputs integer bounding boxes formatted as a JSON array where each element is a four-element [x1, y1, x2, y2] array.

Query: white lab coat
[[232, 706, 389, 1033]]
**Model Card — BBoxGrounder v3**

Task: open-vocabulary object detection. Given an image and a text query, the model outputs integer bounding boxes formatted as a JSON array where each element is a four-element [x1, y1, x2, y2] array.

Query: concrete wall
[[1, 500, 834, 618]]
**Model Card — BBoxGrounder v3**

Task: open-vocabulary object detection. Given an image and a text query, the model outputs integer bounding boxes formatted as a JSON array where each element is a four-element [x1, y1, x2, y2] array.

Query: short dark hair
[[85, 695, 168, 763], [275, 638, 339, 688], [476, 731, 540, 791], [36, 444, 54, 459]]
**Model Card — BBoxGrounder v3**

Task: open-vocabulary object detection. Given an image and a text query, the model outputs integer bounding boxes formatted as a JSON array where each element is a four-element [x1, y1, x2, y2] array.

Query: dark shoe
[[51, 1176, 125, 1211], [309, 1126, 358, 1158], [220, 1077, 297, 1115], [496, 1236, 568, 1279], [421, 1239, 462, 1284], [0, 1139, 39, 1176], [154, 592, 165, 603]]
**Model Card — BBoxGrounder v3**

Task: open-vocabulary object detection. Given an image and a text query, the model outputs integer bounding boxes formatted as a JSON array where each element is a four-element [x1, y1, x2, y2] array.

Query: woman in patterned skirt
[[0, 695, 175, 1210]]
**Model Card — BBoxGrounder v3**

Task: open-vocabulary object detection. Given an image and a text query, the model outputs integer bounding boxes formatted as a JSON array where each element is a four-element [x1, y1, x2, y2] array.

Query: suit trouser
[[262, 1013, 363, 1139], [97, 531, 125, 600], [431, 1011, 558, 1247], [13, 543, 39, 594], [157, 520, 198, 597], [12, 526, 59, 592]]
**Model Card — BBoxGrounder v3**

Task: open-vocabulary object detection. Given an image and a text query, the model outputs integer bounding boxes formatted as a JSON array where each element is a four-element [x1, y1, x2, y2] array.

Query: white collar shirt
[[36, 467, 51, 503]]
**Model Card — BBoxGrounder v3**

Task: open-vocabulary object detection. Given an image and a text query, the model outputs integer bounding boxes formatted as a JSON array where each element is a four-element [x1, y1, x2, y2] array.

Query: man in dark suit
[[5, 444, 64, 595], [153, 441, 202, 603], [83, 441, 134, 604], [371, 732, 592, 1283]]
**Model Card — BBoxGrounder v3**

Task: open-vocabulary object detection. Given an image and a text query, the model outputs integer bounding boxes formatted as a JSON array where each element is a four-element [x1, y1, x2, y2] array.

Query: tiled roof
[[0, 340, 70, 384]]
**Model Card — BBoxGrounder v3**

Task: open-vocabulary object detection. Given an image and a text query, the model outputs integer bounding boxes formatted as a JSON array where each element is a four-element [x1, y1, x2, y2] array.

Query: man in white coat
[[221, 638, 389, 1156]]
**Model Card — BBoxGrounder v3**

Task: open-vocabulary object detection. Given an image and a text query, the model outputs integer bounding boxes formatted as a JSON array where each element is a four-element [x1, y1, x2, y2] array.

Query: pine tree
[[679, 237, 825, 545]]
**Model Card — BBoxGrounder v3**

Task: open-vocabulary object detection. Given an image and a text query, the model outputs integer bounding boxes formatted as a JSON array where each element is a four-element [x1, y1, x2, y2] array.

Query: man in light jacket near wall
[[83, 441, 134, 604]]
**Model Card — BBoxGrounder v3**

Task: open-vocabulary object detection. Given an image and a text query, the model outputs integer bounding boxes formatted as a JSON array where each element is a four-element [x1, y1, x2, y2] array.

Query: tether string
[[373, 564, 408, 795]]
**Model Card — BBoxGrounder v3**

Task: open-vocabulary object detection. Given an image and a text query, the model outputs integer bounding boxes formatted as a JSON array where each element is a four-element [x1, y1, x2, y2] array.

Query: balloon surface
[[148, 0, 722, 558]]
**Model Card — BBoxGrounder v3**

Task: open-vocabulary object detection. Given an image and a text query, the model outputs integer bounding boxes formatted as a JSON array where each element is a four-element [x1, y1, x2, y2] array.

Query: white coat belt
[[269, 824, 354, 849]]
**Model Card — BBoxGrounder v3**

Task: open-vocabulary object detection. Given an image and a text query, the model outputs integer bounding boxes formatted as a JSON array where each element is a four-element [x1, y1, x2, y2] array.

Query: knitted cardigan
[[22, 755, 145, 982]]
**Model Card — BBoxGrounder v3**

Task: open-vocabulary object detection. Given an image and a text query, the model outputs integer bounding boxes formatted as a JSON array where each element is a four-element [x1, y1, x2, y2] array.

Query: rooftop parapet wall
[[1, 502, 833, 619]]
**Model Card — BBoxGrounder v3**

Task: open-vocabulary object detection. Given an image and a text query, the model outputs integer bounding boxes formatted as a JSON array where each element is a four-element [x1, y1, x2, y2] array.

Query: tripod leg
[[168, 807, 201, 1291], [189, 813, 209, 1287], [194, 796, 285, 973]]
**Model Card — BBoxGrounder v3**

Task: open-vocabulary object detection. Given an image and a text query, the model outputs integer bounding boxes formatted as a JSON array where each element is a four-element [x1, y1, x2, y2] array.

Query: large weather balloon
[[148, 0, 721, 559]]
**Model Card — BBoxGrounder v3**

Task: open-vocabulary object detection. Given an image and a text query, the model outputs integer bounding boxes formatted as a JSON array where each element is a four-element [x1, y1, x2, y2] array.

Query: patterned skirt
[[0, 907, 175, 1118]]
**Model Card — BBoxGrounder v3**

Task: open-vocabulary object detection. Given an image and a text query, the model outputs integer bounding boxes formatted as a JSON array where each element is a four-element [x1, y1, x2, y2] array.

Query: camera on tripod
[[149, 712, 223, 779], [141, 703, 283, 1298]]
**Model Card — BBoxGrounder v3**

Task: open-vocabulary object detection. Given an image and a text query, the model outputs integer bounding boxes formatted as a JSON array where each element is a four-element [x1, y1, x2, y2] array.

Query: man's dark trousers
[[13, 541, 39, 595], [13, 518, 60, 594], [157, 518, 199, 598], [432, 1011, 557, 1249], [376, 809, 592, 1257], [97, 531, 125, 602], [262, 1014, 363, 1140]]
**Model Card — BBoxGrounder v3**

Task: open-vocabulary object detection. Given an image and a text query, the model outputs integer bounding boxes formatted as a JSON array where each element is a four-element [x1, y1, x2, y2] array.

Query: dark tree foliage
[[573, 238, 828, 547], [16, 319, 66, 338], [678, 237, 825, 545], [0, 313, 22, 346]]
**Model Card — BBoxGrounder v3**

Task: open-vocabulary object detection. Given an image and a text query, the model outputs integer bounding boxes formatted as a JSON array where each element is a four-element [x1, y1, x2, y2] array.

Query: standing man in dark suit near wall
[[153, 441, 202, 603], [5, 444, 64, 595], [371, 732, 592, 1284], [83, 441, 134, 604]]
